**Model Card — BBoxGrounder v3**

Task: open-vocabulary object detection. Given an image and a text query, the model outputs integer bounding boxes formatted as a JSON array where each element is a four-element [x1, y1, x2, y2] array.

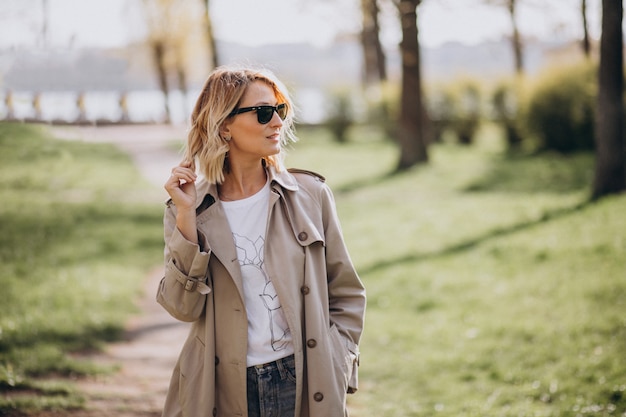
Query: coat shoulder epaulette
[[287, 168, 326, 183]]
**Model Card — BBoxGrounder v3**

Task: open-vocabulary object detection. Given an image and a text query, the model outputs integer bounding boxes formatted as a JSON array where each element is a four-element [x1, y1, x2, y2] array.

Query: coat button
[[215, 356, 220, 365], [313, 392, 324, 402], [212, 408, 217, 416], [298, 231, 308, 241], [301, 286, 310, 295], [306, 339, 317, 348]]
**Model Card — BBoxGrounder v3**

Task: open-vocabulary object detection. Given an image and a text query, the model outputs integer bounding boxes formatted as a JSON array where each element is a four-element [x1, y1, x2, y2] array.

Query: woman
[[158, 66, 366, 417]]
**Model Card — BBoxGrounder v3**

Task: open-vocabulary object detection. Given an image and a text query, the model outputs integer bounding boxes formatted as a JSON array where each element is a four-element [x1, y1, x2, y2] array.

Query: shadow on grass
[[334, 167, 416, 196], [0, 322, 125, 354], [463, 151, 594, 194], [359, 199, 591, 276]]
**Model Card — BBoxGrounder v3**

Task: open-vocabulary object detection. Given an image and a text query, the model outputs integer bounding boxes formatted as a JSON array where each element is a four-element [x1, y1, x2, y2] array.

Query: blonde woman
[[159, 66, 366, 417]]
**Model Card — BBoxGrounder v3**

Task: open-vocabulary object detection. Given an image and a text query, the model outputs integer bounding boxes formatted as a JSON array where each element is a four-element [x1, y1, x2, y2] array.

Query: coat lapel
[[195, 183, 245, 303], [191, 167, 300, 306]]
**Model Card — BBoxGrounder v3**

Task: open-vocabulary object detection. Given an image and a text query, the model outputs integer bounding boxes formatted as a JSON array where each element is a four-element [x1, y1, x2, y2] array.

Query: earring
[[223, 135, 231, 141]]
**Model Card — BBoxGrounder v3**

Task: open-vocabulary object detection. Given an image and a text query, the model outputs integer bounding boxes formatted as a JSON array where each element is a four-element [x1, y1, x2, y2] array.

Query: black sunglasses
[[229, 103, 288, 124]]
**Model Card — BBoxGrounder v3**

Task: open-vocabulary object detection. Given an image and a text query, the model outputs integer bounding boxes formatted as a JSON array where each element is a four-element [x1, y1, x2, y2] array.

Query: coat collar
[[193, 165, 298, 210]]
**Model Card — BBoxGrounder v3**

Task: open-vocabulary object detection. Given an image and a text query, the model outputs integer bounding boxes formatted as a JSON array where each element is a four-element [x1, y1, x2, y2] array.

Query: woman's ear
[[219, 122, 232, 142]]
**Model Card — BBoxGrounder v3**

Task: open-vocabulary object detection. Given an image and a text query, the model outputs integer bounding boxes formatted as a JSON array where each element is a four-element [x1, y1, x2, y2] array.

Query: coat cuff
[[167, 226, 211, 279]]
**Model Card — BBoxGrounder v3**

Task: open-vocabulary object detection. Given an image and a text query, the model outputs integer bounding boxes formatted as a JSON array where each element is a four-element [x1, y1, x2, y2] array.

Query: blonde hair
[[184, 66, 297, 184]]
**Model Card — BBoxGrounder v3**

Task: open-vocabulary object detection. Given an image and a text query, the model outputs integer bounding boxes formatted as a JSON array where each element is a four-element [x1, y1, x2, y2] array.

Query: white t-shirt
[[221, 179, 295, 367]]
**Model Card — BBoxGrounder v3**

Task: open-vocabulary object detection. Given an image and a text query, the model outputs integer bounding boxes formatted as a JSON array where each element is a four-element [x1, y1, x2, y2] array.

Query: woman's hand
[[164, 162, 197, 211], [164, 162, 199, 244]]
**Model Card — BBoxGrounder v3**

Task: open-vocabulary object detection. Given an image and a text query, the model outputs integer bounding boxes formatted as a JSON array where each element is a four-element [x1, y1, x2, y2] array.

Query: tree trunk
[[151, 40, 171, 124], [508, 0, 524, 75], [592, 0, 625, 199], [200, 0, 219, 69], [175, 54, 189, 118], [581, 0, 591, 58], [360, 0, 387, 85], [396, 0, 428, 170], [41, 0, 49, 49]]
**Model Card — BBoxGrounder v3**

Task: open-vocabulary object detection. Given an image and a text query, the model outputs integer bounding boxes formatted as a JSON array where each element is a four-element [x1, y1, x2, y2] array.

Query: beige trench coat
[[157, 167, 366, 417]]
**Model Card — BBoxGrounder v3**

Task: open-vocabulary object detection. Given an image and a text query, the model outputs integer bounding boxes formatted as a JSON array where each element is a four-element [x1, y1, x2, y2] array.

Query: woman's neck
[[219, 160, 267, 201]]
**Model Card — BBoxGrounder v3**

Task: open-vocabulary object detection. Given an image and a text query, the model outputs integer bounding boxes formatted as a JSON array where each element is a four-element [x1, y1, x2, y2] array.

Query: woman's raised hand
[[164, 162, 197, 212]]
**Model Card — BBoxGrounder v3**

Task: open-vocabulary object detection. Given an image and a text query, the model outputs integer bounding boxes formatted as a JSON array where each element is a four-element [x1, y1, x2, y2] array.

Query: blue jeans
[[246, 355, 297, 417]]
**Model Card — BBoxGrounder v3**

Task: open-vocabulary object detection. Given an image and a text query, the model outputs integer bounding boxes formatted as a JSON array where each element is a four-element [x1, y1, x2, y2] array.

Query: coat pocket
[[328, 324, 358, 393], [178, 336, 205, 410]]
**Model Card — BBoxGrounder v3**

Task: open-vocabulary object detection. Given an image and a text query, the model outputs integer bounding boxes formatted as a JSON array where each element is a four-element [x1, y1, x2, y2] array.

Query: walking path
[[46, 124, 191, 416]]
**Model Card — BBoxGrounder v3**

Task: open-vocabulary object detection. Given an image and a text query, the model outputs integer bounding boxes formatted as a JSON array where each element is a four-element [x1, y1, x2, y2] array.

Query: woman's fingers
[[170, 166, 197, 183], [166, 166, 196, 189], [164, 165, 198, 210]]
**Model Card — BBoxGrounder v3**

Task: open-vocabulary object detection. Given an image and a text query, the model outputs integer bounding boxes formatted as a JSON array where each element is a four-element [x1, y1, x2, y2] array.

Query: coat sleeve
[[319, 183, 366, 393], [156, 202, 212, 322]]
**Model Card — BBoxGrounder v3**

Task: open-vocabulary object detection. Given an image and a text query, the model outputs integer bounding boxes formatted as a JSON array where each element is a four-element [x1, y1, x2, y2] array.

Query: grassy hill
[[289, 126, 626, 417], [1, 122, 624, 416]]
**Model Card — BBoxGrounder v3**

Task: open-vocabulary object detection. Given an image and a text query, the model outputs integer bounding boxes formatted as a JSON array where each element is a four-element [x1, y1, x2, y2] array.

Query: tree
[[484, 0, 524, 74], [581, 0, 591, 58], [199, 0, 219, 68], [150, 40, 171, 124], [41, 0, 48, 48], [141, 0, 206, 124], [360, 0, 387, 86], [592, 0, 625, 199], [394, 0, 429, 170]]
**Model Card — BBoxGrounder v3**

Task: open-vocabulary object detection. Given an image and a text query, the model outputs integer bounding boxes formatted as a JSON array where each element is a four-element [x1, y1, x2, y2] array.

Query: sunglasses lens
[[253, 104, 288, 124], [276, 104, 287, 120], [257, 107, 274, 124]]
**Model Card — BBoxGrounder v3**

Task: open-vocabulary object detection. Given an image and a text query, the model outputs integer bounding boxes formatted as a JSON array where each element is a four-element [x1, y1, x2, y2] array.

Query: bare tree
[[141, 0, 206, 124], [581, 0, 591, 58], [484, 0, 524, 74], [592, 0, 625, 199], [360, 0, 387, 86], [199, 0, 219, 69], [394, 0, 429, 170], [41, 0, 48, 48], [150, 39, 172, 124]]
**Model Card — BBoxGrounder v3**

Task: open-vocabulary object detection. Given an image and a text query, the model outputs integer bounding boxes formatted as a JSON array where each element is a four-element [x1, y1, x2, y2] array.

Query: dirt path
[[45, 124, 191, 416]]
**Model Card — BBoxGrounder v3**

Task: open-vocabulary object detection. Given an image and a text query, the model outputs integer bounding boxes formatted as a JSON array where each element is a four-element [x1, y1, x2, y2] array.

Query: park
[[1, 1, 625, 416]]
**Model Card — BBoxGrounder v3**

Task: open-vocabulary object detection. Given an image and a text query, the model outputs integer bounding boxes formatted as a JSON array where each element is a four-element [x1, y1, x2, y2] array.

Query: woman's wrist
[[176, 209, 198, 244]]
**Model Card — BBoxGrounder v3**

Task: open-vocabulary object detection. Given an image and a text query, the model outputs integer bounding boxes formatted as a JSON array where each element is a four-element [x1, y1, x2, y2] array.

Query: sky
[[0, 0, 605, 50]]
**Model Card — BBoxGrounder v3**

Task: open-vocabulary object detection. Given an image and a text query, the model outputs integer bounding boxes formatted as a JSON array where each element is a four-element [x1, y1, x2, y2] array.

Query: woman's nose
[[269, 110, 284, 127]]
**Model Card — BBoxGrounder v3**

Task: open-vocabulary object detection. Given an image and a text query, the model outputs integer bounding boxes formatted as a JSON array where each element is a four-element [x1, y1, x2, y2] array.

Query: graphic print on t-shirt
[[233, 233, 290, 352]]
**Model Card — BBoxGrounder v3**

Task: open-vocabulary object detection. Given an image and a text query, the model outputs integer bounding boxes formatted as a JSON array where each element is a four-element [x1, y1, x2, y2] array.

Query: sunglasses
[[229, 103, 288, 124]]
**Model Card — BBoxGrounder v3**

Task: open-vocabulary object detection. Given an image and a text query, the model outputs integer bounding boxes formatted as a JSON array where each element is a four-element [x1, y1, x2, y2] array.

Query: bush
[[491, 77, 525, 150], [426, 85, 455, 143], [362, 81, 400, 142], [427, 78, 483, 145], [524, 62, 596, 153], [325, 89, 355, 143]]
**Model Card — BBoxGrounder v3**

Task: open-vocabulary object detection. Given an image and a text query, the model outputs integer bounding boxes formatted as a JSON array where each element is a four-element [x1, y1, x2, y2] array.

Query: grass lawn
[[0, 122, 164, 412], [289, 125, 626, 417], [0, 121, 624, 416]]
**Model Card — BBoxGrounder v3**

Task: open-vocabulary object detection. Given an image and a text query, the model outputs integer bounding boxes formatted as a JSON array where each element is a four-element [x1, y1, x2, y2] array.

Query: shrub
[[427, 78, 483, 145], [362, 81, 400, 142], [426, 85, 455, 143], [491, 76, 525, 150], [325, 89, 355, 143], [523, 62, 596, 153]]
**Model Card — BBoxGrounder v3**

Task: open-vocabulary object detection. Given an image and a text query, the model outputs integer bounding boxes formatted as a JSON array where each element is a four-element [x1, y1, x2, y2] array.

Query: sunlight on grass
[[291, 125, 626, 417], [1, 121, 624, 416], [0, 122, 164, 412]]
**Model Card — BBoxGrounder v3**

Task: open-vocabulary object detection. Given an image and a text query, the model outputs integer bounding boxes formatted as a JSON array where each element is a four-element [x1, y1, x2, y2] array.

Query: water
[[0, 88, 328, 125]]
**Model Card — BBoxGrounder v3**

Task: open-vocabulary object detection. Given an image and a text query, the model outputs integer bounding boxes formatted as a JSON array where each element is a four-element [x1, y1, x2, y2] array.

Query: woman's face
[[223, 80, 284, 164]]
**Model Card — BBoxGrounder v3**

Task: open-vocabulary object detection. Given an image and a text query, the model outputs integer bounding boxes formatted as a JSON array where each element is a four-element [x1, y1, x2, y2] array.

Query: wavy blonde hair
[[184, 66, 297, 184]]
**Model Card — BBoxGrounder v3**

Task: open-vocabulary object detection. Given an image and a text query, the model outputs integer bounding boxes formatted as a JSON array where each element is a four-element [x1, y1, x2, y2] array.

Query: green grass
[[0, 122, 164, 413], [289, 125, 626, 417], [1, 122, 625, 416]]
